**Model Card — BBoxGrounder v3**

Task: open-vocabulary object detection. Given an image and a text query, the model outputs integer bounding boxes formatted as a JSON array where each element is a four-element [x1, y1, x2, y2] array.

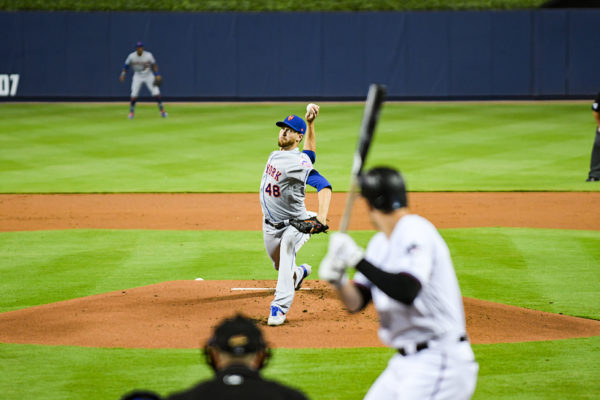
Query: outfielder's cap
[[210, 314, 266, 356], [276, 115, 306, 135], [135, 41, 144, 48]]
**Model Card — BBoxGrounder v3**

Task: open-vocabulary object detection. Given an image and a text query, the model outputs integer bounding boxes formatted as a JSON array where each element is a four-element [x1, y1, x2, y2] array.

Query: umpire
[[587, 91, 600, 182], [166, 314, 309, 400]]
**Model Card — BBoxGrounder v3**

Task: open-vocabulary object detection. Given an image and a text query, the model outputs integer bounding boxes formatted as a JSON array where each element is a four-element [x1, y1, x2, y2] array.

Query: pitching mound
[[1, 280, 599, 349]]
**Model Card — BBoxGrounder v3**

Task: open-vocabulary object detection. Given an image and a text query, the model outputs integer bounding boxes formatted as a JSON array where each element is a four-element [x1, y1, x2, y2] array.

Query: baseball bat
[[339, 83, 387, 233]]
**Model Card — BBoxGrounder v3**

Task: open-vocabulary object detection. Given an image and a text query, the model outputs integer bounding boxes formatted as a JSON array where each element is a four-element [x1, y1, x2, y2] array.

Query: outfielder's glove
[[153, 75, 162, 86], [290, 216, 329, 234]]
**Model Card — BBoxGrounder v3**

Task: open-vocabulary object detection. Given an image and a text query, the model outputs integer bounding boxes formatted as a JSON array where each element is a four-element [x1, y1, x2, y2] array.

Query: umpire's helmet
[[120, 390, 161, 400], [359, 167, 408, 212], [204, 314, 271, 370]]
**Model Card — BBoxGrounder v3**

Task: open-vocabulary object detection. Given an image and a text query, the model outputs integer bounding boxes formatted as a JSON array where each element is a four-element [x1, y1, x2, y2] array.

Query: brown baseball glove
[[153, 75, 162, 86], [290, 216, 329, 234]]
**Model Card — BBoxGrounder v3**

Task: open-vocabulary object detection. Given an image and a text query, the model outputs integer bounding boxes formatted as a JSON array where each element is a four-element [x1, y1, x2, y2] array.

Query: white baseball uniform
[[123, 50, 160, 97], [354, 214, 478, 400], [260, 148, 313, 314]]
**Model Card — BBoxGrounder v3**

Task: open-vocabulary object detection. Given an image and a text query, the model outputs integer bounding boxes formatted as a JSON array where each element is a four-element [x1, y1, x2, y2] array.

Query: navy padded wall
[[1, 10, 599, 99]]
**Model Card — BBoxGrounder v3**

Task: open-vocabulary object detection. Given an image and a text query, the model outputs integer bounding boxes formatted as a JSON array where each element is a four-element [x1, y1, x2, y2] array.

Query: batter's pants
[[364, 340, 478, 400]]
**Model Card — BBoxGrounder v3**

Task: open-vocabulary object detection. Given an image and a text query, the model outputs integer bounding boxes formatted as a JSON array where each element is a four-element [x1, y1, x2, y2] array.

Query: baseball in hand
[[306, 103, 319, 121], [307, 103, 319, 114]]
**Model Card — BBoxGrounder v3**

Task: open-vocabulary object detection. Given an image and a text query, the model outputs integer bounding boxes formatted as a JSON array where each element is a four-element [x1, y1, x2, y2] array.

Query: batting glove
[[319, 233, 364, 286], [319, 253, 348, 287], [329, 233, 364, 268]]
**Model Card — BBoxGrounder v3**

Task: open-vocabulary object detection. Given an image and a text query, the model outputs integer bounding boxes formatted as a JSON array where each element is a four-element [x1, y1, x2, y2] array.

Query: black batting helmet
[[359, 167, 408, 212]]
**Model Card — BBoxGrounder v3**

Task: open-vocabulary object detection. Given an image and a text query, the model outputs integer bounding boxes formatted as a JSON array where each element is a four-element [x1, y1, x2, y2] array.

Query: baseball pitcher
[[260, 104, 332, 326], [119, 41, 167, 119]]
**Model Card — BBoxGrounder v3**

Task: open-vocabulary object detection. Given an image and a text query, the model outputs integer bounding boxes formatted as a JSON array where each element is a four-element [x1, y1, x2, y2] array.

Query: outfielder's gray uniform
[[355, 214, 478, 400], [123, 51, 160, 97], [260, 148, 313, 314]]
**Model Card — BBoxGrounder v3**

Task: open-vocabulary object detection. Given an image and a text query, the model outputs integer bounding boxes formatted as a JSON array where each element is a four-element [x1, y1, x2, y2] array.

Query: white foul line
[[231, 287, 312, 291]]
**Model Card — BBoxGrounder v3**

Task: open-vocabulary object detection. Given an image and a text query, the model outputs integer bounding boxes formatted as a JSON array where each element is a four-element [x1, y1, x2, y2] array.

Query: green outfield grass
[[1, 102, 597, 192], [1, 228, 598, 318], [1, 337, 599, 400]]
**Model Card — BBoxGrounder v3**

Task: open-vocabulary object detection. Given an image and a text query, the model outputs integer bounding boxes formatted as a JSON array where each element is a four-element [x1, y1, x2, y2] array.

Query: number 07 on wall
[[0, 74, 20, 97]]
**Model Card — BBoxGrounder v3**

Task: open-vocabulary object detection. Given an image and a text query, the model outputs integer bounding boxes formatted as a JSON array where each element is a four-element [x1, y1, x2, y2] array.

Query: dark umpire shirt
[[166, 365, 309, 400]]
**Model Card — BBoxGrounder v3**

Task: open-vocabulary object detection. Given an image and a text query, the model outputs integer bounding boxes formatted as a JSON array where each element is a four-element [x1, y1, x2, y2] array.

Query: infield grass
[[1, 227, 599, 398], [1, 337, 599, 400], [1, 102, 597, 192], [1, 228, 598, 319]]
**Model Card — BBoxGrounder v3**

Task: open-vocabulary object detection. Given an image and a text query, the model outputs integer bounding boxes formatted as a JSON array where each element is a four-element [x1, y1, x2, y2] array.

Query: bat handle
[[339, 179, 359, 233]]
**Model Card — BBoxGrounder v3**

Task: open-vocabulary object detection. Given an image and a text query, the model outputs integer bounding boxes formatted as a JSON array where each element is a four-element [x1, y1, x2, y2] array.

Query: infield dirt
[[0, 192, 599, 349]]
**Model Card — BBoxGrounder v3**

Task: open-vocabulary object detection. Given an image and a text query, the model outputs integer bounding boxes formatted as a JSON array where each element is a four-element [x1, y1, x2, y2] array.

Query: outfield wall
[[1, 10, 599, 100]]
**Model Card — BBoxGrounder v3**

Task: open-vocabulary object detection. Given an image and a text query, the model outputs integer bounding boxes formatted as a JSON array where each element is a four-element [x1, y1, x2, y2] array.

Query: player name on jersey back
[[265, 163, 282, 181]]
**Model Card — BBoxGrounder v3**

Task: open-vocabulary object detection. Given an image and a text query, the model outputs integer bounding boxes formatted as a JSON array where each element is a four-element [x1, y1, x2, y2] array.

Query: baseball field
[[1, 101, 599, 399]]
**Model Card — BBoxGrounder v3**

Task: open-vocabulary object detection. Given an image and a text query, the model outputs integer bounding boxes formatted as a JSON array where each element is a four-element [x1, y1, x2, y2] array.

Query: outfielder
[[319, 167, 478, 400], [119, 41, 167, 119], [260, 104, 332, 326]]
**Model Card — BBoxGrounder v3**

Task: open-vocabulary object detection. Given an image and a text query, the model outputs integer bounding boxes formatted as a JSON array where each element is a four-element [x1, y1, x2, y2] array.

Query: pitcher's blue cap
[[276, 115, 306, 134], [135, 41, 144, 48]]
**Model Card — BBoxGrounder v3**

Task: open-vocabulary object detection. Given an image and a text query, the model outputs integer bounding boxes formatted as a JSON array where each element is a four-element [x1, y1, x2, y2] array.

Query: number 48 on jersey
[[264, 183, 281, 197]]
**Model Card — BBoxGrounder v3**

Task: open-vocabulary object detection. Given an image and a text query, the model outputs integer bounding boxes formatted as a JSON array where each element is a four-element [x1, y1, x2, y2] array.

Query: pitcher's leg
[[271, 227, 302, 314], [265, 225, 288, 326], [263, 225, 281, 271]]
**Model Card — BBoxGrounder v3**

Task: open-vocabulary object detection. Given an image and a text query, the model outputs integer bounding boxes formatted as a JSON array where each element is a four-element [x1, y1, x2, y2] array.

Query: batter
[[319, 167, 478, 399], [260, 104, 332, 326], [119, 41, 167, 119]]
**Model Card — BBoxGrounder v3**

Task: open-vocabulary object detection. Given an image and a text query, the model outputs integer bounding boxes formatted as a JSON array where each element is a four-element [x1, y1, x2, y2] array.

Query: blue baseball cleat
[[268, 305, 286, 326], [294, 264, 311, 290]]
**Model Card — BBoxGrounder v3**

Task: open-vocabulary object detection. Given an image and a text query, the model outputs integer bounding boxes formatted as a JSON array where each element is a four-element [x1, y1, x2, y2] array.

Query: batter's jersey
[[593, 92, 600, 112], [124, 51, 156, 77], [260, 148, 313, 222], [354, 214, 467, 349]]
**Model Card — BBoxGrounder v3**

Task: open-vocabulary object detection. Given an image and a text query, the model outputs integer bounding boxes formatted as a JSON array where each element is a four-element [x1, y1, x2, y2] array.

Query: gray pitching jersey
[[124, 51, 156, 77], [260, 148, 313, 222]]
